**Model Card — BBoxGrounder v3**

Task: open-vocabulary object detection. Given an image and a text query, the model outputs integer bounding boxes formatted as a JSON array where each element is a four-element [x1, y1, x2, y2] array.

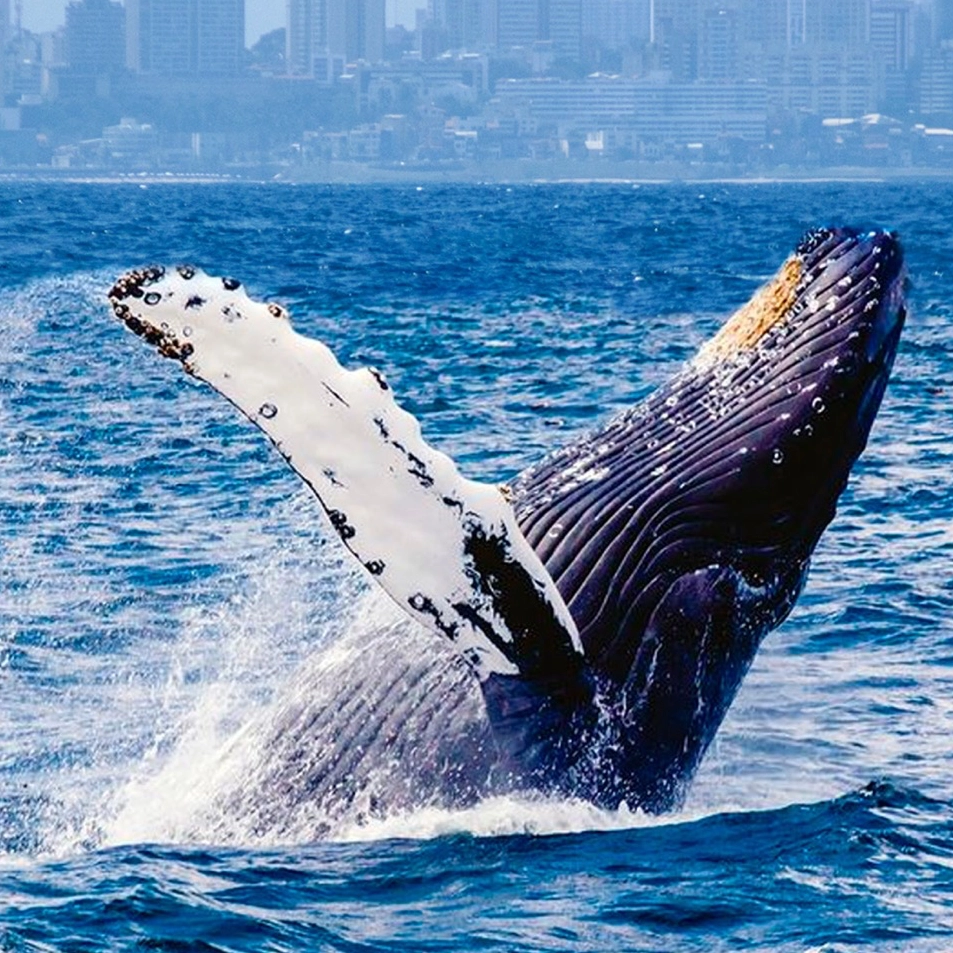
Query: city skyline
[[14, 0, 421, 44], [3, 0, 953, 175]]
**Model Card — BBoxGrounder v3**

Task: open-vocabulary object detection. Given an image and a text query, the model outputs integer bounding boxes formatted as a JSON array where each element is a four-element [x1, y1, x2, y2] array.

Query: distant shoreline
[[275, 159, 953, 186], [4, 160, 953, 186]]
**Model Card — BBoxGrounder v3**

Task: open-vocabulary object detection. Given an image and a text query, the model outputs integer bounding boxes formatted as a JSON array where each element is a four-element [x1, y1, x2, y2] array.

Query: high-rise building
[[548, 0, 582, 60], [763, 45, 879, 114], [429, 0, 488, 50], [0, 0, 7, 101], [0, 0, 8, 98], [197, 0, 246, 75], [65, 0, 125, 75], [741, 0, 869, 51], [287, 0, 385, 79], [935, 0, 953, 42], [497, 0, 538, 50], [648, 0, 699, 79], [286, 0, 314, 76], [869, 0, 916, 111], [920, 45, 953, 111], [738, 0, 791, 50], [126, 0, 245, 76], [871, 0, 914, 72], [347, 0, 386, 63], [804, 0, 870, 47], [744, 0, 867, 49], [699, 6, 741, 81], [126, 0, 188, 74], [584, 0, 651, 51], [496, 0, 582, 60]]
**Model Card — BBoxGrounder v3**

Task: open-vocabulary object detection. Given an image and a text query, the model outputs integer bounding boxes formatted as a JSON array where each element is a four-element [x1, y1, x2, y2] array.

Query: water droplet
[[772, 448, 784, 465], [259, 403, 278, 419], [811, 396, 826, 414], [144, 292, 161, 306], [182, 326, 192, 337], [665, 394, 678, 408]]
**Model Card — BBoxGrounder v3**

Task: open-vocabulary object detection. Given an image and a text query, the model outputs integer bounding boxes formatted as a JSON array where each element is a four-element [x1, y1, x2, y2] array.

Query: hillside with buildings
[[1, 0, 953, 178]]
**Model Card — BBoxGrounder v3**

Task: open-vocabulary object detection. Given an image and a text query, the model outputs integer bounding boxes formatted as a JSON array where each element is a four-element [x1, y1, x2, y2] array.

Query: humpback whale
[[108, 226, 906, 828]]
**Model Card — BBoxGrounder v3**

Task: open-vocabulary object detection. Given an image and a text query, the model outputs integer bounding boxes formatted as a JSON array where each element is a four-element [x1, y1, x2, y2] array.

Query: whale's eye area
[[796, 226, 836, 256]]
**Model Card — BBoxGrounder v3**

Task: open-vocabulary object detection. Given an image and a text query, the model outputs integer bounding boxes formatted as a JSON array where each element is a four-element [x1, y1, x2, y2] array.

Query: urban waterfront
[[2, 1, 953, 178]]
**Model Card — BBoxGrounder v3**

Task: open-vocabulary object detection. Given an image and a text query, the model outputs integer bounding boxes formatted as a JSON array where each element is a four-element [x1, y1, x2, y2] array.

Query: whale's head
[[685, 226, 906, 568], [512, 226, 906, 809]]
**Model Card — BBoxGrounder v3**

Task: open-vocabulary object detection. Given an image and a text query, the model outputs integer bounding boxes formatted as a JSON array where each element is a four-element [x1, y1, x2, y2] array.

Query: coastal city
[[1, 0, 953, 178]]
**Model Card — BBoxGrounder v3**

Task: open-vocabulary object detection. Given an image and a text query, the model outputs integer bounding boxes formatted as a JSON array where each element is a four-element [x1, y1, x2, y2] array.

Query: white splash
[[335, 795, 655, 843]]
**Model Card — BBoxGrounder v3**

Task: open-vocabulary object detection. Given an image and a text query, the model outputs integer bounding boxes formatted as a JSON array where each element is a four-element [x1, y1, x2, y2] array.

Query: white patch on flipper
[[109, 267, 582, 679]]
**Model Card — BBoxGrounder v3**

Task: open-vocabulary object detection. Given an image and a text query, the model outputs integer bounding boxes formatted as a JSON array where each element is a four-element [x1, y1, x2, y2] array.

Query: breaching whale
[[108, 226, 906, 828]]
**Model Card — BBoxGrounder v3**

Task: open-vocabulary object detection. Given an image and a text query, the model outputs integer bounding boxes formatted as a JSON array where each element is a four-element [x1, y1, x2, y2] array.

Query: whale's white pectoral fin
[[109, 267, 583, 681]]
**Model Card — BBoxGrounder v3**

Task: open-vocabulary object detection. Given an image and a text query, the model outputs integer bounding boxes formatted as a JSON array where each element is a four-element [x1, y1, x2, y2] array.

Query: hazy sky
[[19, 0, 424, 45]]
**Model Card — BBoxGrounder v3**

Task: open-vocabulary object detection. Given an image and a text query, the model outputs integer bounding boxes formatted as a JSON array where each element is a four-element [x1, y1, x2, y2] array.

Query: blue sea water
[[1, 179, 953, 951]]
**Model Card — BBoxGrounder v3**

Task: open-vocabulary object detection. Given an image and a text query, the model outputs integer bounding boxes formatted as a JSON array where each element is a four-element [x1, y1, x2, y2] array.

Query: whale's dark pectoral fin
[[107, 268, 585, 691]]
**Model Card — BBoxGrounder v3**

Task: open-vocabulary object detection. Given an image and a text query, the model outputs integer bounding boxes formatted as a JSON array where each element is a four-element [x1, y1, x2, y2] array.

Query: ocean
[[1, 179, 952, 951]]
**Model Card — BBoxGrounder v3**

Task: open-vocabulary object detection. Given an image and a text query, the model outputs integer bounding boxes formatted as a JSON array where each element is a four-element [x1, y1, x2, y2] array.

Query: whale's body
[[109, 227, 906, 833]]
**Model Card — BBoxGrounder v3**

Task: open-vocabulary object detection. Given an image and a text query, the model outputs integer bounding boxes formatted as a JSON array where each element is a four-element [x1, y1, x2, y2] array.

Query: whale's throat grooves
[[510, 227, 905, 808]]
